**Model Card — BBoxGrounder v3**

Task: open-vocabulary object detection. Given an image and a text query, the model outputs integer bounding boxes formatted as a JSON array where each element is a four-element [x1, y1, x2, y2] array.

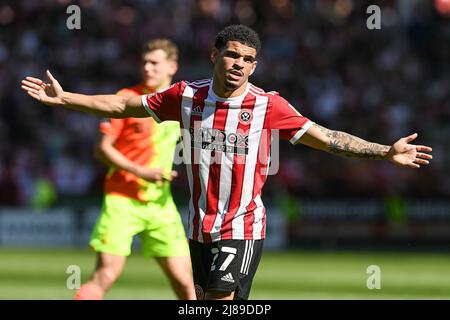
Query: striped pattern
[[240, 240, 255, 275], [142, 79, 312, 243]]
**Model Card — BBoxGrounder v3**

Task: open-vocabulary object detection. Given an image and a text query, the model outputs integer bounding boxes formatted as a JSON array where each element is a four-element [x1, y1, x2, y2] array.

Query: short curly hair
[[214, 24, 261, 54]]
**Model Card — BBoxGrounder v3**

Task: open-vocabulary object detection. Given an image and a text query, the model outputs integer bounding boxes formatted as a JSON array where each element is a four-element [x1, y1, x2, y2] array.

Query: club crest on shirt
[[238, 109, 253, 125]]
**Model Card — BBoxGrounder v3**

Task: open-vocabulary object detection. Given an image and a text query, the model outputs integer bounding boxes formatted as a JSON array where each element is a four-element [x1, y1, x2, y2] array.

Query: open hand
[[388, 133, 433, 168], [21, 70, 64, 106]]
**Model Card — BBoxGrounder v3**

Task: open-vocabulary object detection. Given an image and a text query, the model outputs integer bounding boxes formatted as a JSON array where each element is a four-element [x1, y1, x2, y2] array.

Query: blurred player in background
[[21, 25, 433, 300], [73, 39, 195, 300]]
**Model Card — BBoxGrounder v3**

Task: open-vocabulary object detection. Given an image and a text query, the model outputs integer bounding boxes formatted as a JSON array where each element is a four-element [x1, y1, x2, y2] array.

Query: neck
[[144, 79, 172, 93], [212, 76, 248, 98]]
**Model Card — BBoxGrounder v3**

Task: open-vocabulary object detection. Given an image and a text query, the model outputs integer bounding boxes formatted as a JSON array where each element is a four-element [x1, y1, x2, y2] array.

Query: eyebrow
[[224, 50, 256, 61]]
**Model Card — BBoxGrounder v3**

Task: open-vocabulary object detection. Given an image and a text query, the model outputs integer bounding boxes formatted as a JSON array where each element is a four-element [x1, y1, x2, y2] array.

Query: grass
[[0, 248, 449, 299]]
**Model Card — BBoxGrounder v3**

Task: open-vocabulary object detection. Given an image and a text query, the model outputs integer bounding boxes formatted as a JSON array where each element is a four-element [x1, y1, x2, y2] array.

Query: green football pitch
[[0, 248, 449, 299]]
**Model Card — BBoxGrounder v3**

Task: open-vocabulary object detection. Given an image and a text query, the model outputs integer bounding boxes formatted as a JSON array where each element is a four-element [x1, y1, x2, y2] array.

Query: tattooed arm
[[297, 123, 433, 168], [300, 123, 390, 159]]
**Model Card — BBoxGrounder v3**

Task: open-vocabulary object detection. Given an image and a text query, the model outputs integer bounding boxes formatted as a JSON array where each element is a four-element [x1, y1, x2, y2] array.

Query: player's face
[[142, 49, 178, 90], [211, 41, 257, 96]]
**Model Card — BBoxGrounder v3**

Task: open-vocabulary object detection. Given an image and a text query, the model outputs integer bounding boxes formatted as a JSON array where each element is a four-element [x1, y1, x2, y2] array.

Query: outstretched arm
[[298, 123, 433, 168], [20, 70, 149, 118]]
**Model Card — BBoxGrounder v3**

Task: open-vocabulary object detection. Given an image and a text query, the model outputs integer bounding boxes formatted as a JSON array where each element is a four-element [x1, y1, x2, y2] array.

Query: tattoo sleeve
[[313, 124, 391, 160]]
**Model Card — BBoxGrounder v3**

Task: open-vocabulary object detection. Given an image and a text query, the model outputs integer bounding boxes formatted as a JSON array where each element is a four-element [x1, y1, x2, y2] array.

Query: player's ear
[[249, 61, 257, 76], [168, 61, 178, 77], [210, 48, 218, 64]]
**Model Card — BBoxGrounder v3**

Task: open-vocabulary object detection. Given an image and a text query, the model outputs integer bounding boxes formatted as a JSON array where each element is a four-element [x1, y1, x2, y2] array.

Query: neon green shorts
[[90, 194, 189, 258]]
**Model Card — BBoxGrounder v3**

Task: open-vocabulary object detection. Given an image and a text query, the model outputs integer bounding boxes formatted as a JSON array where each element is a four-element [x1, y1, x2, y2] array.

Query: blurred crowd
[[0, 0, 449, 207]]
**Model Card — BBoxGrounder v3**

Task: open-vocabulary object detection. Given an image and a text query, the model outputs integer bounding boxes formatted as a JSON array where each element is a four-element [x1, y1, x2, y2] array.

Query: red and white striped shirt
[[141, 79, 313, 243]]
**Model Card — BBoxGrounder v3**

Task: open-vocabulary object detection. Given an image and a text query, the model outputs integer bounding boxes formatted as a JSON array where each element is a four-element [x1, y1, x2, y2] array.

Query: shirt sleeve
[[270, 94, 314, 144], [141, 82, 183, 123], [99, 118, 125, 138]]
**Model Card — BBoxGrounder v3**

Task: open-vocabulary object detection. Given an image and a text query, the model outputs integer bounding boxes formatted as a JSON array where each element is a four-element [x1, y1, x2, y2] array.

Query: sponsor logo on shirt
[[189, 127, 249, 155]]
